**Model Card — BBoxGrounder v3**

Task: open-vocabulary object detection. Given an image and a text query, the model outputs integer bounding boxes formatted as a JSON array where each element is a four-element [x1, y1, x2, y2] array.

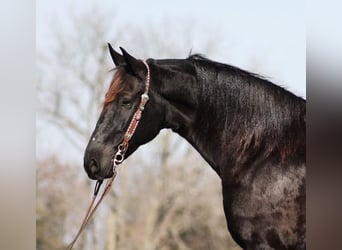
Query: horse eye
[[121, 99, 132, 108]]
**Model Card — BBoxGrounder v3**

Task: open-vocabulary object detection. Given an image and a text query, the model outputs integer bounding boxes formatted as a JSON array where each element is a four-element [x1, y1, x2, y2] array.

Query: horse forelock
[[102, 67, 125, 113]]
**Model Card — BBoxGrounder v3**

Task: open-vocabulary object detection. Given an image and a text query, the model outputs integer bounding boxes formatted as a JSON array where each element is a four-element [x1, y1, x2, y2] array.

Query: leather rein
[[67, 61, 150, 249]]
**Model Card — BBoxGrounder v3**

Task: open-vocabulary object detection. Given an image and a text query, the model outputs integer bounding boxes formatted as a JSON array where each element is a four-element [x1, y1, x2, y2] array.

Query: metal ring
[[114, 153, 124, 163], [118, 143, 128, 153]]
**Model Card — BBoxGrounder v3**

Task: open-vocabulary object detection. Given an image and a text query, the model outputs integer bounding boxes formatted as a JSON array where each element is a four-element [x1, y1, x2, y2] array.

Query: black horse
[[84, 44, 306, 250]]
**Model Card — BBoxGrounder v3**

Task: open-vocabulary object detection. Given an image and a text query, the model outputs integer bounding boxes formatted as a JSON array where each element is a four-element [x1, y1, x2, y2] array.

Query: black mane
[[188, 53, 269, 83], [186, 54, 305, 165]]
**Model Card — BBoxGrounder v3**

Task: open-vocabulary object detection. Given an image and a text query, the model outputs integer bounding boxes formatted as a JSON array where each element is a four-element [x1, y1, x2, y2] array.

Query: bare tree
[[37, 9, 115, 152], [36, 156, 90, 250]]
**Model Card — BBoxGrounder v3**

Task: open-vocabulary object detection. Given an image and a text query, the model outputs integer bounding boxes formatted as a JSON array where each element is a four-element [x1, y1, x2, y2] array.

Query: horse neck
[[154, 60, 306, 177]]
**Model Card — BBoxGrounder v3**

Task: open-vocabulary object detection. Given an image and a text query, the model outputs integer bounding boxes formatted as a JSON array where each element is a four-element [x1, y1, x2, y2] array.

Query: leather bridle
[[111, 60, 150, 171], [67, 60, 151, 249]]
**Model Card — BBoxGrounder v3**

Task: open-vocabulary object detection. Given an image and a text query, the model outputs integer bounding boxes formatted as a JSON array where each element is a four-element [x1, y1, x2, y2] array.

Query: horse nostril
[[89, 159, 100, 175]]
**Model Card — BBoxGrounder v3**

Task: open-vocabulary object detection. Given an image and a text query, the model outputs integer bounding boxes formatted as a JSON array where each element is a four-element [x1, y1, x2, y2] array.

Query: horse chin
[[102, 161, 115, 179], [99, 144, 139, 180], [104, 171, 115, 179]]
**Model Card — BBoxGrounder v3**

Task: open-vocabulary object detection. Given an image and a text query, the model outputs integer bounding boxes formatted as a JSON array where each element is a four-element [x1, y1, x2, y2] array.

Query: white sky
[[37, 0, 306, 162], [37, 0, 305, 96]]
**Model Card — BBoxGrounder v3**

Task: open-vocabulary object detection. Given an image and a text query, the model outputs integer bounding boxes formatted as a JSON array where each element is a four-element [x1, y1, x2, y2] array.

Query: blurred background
[[36, 1, 305, 249]]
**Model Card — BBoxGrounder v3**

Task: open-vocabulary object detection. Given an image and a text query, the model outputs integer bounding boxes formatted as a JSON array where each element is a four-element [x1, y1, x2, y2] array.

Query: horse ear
[[120, 47, 145, 79], [108, 43, 125, 66]]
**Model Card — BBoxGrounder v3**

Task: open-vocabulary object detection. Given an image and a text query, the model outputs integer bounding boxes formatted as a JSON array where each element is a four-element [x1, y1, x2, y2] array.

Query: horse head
[[83, 44, 165, 180]]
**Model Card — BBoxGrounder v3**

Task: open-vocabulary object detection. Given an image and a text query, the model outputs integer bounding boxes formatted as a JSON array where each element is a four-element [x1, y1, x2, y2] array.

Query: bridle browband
[[67, 60, 151, 250]]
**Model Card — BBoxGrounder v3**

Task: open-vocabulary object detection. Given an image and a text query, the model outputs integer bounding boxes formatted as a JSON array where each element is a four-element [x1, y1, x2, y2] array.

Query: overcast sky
[[37, 0, 305, 96]]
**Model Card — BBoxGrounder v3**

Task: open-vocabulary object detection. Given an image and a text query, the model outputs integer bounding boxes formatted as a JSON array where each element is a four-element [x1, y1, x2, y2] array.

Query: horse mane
[[102, 67, 125, 113], [187, 55, 306, 163], [188, 53, 268, 81]]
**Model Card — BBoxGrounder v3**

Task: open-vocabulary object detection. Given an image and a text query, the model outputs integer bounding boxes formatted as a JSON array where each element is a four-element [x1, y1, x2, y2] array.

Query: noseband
[[67, 60, 150, 249]]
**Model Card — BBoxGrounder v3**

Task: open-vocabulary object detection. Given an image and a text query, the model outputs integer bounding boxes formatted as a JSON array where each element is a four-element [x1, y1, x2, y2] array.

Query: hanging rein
[[66, 61, 150, 249]]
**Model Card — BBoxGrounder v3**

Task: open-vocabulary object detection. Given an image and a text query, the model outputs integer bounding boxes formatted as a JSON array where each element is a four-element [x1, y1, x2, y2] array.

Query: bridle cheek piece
[[112, 60, 150, 172]]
